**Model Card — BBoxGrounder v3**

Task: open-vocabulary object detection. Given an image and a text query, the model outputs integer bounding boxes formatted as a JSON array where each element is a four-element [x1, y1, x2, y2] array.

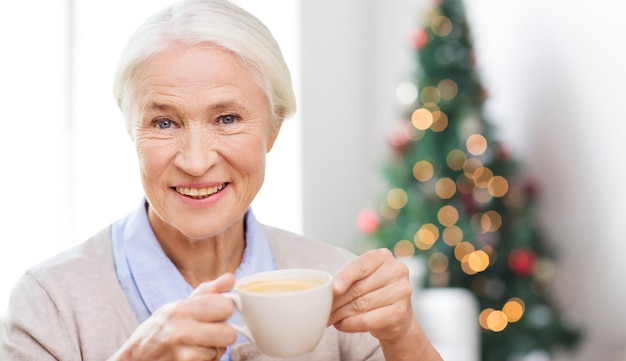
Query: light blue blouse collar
[[111, 199, 276, 323]]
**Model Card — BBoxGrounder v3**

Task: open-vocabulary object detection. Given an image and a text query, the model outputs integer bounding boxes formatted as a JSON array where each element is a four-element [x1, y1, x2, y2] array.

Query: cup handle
[[221, 292, 255, 344]]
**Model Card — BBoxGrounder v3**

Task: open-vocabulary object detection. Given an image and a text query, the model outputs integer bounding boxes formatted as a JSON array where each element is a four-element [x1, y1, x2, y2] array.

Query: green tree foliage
[[357, 0, 580, 359]]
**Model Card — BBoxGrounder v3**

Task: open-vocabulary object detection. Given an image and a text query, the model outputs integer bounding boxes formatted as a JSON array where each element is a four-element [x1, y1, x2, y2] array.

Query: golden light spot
[[411, 108, 434, 130], [430, 111, 449, 132], [428, 252, 449, 273], [467, 250, 490, 273], [461, 254, 477, 275], [463, 157, 483, 178], [386, 188, 408, 210], [481, 211, 502, 232], [488, 176, 509, 197], [413, 160, 434, 182], [420, 86, 441, 104], [431, 16, 453, 37], [446, 149, 466, 170], [393, 240, 416, 258], [414, 223, 440, 250], [438, 79, 458, 100], [435, 178, 456, 199], [466, 134, 488, 156], [479, 308, 494, 330], [437, 205, 459, 226], [478, 219, 490, 234], [414, 239, 429, 250], [487, 310, 508, 332], [456, 174, 474, 194], [442, 225, 463, 246], [503, 298, 525, 322], [472, 167, 493, 188], [454, 241, 475, 261]]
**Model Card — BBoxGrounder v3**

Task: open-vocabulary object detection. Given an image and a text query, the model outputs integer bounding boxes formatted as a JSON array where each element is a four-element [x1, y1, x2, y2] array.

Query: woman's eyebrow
[[143, 102, 174, 113], [209, 100, 247, 112], [141, 100, 249, 116]]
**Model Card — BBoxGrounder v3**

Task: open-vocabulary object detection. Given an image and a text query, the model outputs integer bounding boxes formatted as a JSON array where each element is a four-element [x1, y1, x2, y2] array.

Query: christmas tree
[[356, 0, 580, 359]]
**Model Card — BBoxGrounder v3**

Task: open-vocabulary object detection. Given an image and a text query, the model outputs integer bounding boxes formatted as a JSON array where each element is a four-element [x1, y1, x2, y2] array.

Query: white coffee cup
[[222, 268, 333, 357]]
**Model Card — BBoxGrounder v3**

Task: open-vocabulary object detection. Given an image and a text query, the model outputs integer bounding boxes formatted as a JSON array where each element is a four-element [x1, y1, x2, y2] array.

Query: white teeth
[[176, 184, 225, 199]]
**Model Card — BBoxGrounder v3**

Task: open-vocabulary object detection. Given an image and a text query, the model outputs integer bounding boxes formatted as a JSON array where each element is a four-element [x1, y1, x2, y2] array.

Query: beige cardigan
[[1, 224, 383, 361]]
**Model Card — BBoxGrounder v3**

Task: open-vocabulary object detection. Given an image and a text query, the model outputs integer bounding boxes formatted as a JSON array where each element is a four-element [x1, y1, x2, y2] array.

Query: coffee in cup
[[222, 268, 333, 357], [238, 278, 325, 293]]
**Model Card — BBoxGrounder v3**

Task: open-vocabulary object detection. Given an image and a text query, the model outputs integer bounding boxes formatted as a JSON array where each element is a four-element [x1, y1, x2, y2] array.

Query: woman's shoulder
[[260, 224, 357, 273], [4, 226, 137, 360], [11, 224, 134, 326]]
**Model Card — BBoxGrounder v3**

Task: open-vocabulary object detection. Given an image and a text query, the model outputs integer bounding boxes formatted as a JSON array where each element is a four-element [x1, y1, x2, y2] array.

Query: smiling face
[[128, 44, 280, 242]]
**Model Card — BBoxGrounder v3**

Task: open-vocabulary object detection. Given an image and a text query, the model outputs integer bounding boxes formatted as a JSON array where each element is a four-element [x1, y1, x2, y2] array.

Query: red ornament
[[508, 248, 537, 277], [387, 122, 410, 148], [356, 208, 379, 234], [387, 121, 414, 155], [411, 29, 428, 49]]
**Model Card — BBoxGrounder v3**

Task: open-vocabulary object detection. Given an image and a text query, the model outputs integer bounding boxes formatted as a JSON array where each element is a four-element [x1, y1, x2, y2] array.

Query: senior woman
[[1, 1, 442, 360]]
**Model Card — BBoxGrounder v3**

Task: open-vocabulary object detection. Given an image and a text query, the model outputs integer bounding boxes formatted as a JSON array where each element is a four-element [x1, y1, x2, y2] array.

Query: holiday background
[[1, 0, 625, 360], [300, 1, 626, 360]]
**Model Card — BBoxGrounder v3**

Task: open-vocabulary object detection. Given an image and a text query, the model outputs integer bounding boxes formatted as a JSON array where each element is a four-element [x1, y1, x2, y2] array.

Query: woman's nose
[[174, 131, 218, 176]]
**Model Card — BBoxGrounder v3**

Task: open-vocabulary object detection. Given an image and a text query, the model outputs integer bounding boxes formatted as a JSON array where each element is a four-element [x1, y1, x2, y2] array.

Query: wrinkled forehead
[[126, 43, 270, 111]]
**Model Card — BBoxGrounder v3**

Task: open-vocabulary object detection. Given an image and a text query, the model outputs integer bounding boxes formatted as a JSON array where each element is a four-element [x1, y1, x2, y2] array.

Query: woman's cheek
[[134, 136, 163, 174]]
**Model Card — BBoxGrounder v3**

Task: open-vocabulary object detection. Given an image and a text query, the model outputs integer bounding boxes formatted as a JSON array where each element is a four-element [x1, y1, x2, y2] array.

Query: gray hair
[[112, 0, 296, 130]]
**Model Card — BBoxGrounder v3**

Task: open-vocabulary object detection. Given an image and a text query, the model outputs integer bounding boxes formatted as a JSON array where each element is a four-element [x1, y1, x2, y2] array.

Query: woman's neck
[[148, 211, 246, 288]]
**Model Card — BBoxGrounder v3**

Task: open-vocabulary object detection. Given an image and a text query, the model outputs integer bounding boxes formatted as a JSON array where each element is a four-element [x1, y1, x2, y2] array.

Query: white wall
[[300, 0, 626, 360], [300, 0, 419, 249], [0, 0, 71, 312], [466, 1, 626, 360]]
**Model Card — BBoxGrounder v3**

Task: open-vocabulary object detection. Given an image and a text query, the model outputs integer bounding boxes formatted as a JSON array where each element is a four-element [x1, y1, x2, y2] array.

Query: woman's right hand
[[109, 273, 237, 361]]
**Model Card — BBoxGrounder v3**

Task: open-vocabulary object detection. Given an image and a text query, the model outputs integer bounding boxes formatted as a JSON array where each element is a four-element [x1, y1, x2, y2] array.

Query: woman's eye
[[155, 118, 173, 129], [219, 114, 238, 125]]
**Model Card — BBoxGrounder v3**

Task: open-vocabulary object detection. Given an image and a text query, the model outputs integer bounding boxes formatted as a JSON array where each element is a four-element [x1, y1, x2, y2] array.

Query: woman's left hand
[[328, 248, 413, 341], [329, 248, 443, 361]]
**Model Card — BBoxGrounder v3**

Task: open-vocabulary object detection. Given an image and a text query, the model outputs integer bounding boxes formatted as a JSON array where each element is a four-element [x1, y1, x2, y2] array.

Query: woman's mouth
[[175, 184, 226, 199]]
